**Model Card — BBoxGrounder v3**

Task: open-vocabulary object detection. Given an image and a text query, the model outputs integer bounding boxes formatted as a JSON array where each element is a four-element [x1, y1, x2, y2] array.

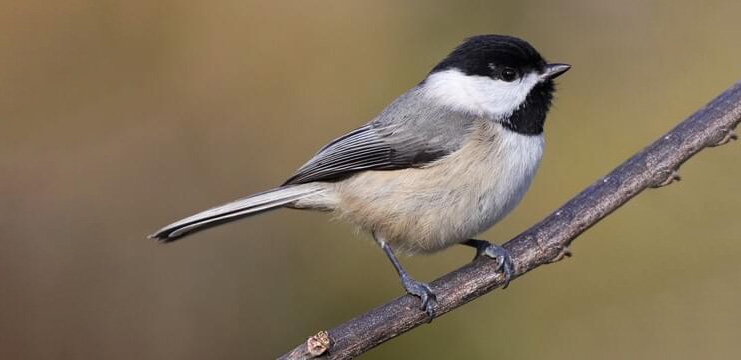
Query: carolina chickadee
[[151, 35, 570, 319]]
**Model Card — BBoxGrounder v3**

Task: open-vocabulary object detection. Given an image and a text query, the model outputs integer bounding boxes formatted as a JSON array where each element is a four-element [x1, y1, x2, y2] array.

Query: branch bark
[[279, 82, 741, 360]]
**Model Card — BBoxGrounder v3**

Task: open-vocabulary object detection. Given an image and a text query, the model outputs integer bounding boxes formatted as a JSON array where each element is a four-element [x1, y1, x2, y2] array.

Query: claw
[[481, 245, 514, 288], [401, 275, 437, 321], [468, 240, 514, 289]]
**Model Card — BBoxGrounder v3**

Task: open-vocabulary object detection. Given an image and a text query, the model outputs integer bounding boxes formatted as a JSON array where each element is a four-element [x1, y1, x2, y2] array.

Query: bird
[[150, 34, 570, 319]]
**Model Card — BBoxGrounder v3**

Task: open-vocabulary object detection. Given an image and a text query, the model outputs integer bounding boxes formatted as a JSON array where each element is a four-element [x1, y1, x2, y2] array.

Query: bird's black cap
[[430, 35, 548, 78]]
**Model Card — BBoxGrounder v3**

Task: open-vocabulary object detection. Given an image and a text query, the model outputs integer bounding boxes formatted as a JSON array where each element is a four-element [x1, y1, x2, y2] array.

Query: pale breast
[[332, 122, 543, 255]]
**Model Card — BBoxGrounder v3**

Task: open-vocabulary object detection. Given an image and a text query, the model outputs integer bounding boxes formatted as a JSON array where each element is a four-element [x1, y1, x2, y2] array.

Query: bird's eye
[[500, 67, 518, 82]]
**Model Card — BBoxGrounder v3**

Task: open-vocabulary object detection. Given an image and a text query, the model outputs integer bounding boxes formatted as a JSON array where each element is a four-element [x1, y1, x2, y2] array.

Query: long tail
[[150, 184, 325, 243]]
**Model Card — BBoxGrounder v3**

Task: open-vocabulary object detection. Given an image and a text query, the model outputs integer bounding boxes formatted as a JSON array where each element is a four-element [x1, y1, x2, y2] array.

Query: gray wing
[[283, 88, 475, 185], [283, 124, 441, 185]]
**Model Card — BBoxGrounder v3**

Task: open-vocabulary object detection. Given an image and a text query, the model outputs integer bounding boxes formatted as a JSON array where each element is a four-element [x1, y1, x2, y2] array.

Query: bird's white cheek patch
[[423, 69, 540, 119]]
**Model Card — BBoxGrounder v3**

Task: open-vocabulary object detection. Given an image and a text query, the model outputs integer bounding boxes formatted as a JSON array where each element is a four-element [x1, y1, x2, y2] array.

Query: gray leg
[[462, 239, 514, 288], [374, 233, 437, 320]]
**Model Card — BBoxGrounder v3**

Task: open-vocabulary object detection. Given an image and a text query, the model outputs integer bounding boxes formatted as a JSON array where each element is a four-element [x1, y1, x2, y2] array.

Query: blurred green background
[[2, 1, 740, 359]]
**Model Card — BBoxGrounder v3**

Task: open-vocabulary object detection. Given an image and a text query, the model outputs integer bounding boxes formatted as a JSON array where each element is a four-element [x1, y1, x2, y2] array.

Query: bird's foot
[[400, 274, 437, 321], [466, 239, 514, 289]]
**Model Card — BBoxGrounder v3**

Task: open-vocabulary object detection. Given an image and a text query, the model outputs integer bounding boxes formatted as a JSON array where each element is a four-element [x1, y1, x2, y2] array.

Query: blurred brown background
[[2, 1, 740, 359]]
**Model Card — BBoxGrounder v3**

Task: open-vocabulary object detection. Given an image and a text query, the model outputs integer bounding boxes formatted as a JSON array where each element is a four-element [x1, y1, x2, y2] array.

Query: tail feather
[[150, 184, 324, 242]]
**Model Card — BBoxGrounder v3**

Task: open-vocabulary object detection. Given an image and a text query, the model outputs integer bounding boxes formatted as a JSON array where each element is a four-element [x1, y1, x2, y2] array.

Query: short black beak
[[540, 63, 571, 81]]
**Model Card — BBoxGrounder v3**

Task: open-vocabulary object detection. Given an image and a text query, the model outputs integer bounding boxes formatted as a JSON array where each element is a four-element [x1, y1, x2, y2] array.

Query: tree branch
[[280, 82, 741, 360]]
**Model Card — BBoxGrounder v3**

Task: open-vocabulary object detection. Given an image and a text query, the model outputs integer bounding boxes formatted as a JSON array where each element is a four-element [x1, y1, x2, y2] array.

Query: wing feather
[[283, 125, 399, 185], [282, 87, 477, 185]]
